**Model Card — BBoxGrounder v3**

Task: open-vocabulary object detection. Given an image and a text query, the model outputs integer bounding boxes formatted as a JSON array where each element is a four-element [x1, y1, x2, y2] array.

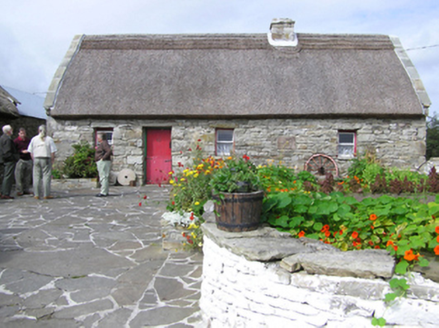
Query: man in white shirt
[[28, 125, 57, 199]]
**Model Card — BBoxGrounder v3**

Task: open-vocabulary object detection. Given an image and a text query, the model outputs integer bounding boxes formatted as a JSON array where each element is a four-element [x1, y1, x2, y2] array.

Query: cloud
[[0, 0, 437, 114]]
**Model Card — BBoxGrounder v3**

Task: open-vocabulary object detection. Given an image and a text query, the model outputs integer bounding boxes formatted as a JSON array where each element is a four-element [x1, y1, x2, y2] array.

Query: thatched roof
[[0, 86, 20, 117], [46, 32, 430, 119]]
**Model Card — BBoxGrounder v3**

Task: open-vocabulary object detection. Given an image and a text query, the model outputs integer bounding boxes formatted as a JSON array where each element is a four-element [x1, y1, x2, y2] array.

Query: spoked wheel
[[305, 154, 339, 177]]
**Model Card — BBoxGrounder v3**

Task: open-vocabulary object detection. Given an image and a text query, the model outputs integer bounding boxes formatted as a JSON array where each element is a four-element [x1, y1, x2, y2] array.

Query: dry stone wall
[[200, 221, 439, 327], [47, 116, 426, 184]]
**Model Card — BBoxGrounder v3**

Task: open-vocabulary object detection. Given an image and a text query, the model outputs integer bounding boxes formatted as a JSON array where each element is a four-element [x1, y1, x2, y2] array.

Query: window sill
[[337, 155, 355, 160]]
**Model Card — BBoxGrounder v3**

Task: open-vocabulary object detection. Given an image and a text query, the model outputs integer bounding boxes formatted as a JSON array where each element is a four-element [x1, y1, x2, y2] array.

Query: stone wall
[[47, 116, 426, 184], [199, 222, 439, 327]]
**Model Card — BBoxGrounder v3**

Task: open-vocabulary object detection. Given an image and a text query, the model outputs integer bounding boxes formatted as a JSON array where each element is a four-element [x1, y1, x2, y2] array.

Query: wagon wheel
[[304, 154, 339, 177]]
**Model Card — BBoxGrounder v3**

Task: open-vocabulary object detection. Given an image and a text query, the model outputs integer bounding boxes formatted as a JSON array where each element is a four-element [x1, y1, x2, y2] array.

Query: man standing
[[95, 133, 112, 197], [14, 128, 32, 196], [28, 125, 57, 200], [0, 125, 19, 199]]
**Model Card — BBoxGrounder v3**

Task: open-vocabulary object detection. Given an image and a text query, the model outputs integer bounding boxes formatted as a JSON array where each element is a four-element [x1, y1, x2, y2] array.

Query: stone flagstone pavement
[[0, 185, 203, 327]]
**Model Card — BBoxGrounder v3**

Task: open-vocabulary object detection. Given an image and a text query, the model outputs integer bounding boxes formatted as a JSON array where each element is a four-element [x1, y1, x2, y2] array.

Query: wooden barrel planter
[[212, 190, 264, 232]]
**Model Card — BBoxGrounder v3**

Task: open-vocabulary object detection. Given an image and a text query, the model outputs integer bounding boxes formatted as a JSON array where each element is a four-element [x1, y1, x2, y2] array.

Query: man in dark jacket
[[14, 128, 32, 196], [95, 133, 112, 197], [0, 125, 19, 199]]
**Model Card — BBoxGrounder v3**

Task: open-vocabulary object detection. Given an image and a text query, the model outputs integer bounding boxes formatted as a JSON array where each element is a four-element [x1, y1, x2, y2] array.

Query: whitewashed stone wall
[[200, 236, 439, 328], [47, 116, 426, 184]]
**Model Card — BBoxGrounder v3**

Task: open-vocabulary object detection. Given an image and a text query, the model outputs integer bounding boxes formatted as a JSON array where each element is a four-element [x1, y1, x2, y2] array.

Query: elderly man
[[0, 125, 19, 199], [95, 133, 112, 197], [14, 128, 32, 196], [28, 125, 57, 200]]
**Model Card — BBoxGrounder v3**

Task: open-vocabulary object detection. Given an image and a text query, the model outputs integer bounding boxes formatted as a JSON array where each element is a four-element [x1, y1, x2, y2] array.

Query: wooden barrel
[[212, 190, 264, 232]]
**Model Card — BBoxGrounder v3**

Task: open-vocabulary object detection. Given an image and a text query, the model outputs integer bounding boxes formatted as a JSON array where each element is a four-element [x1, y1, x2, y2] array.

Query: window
[[95, 128, 113, 146], [338, 131, 356, 157], [216, 129, 234, 156]]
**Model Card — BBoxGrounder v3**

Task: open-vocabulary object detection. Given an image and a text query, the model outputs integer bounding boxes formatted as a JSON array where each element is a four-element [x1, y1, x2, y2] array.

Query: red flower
[[198, 139, 201, 142], [351, 231, 359, 239], [143, 195, 147, 199], [138, 202, 142, 207], [324, 231, 331, 238], [435, 226, 439, 234], [188, 148, 192, 151], [369, 214, 377, 221], [172, 201, 175, 205], [190, 213, 195, 221], [242, 154, 250, 161], [435, 245, 439, 255], [368, 241, 374, 246], [298, 231, 305, 238], [374, 245, 381, 249]]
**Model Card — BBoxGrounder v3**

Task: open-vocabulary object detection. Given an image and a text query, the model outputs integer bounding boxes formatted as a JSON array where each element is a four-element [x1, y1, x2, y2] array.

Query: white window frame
[[338, 131, 356, 158], [216, 129, 234, 156], [95, 128, 114, 146]]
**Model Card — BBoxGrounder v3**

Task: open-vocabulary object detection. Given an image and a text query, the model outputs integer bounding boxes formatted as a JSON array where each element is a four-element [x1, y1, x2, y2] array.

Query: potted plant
[[210, 155, 264, 232]]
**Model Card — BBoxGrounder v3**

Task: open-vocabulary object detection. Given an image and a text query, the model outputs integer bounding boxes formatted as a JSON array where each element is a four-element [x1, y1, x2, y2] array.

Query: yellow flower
[[180, 178, 185, 181], [227, 156, 233, 160], [194, 201, 200, 205], [194, 173, 199, 178], [205, 170, 210, 175], [197, 164, 204, 170], [169, 179, 175, 184]]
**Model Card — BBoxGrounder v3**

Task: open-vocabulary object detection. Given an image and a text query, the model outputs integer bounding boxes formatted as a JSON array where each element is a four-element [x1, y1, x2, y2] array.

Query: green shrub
[[62, 141, 98, 178]]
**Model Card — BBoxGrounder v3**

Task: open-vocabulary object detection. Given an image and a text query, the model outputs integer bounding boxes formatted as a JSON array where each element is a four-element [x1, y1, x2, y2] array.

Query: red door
[[145, 129, 172, 185]]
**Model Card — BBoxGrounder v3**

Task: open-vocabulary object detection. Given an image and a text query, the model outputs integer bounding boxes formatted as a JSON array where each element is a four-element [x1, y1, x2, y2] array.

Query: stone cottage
[[44, 19, 430, 185]]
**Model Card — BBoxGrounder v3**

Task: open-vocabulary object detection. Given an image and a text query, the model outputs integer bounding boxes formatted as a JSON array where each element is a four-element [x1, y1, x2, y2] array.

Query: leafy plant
[[167, 141, 216, 218], [62, 141, 98, 178], [210, 155, 262, 194]]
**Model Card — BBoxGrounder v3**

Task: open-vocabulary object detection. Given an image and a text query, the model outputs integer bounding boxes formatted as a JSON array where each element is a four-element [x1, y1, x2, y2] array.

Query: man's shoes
[[16, 192, 23, 196], [23, 191, 32, 195], [1, 195, 14, 199], [34, 196, 39, 200], [43, 196, 54, 199], [96, 193, 107, 197]]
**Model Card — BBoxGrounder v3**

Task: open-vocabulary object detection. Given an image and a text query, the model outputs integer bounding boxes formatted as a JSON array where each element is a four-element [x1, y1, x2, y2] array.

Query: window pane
[[217, 130, 234, 142], [217, 143, 232, 156], [338, 145, 354, 156], [339, 133, 354, 144]]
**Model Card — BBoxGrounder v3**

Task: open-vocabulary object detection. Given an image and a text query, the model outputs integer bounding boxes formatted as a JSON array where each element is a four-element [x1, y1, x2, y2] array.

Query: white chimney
[[268, 18, 298, 46]]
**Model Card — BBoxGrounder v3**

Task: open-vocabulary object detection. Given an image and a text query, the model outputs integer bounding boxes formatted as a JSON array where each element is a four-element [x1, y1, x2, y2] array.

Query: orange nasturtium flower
[[298, 231, 305, 238], [369, 214, 377, 221], [435, 226, 439, 234], [404, 249, 416, 261], [351, 231, 359, 239], [435, 245, 439, 256], [321, 224, 330, 232]]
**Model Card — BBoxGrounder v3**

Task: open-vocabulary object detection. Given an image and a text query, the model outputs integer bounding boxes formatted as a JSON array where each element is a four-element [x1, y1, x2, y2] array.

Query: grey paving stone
[[130, 306, 198, 327], [0, 186, 203, 327]]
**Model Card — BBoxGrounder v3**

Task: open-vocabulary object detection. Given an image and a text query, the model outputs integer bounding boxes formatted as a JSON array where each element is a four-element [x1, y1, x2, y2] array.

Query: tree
[[426, 115, 439, 160]]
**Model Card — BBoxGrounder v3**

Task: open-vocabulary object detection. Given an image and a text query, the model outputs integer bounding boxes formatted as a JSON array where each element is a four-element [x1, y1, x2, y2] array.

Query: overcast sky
[[1, 0, 438, 116]]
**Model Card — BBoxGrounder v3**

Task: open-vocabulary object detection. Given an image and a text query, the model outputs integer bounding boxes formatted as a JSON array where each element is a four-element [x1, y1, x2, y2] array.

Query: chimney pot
[[270, 18, 296, 42]]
